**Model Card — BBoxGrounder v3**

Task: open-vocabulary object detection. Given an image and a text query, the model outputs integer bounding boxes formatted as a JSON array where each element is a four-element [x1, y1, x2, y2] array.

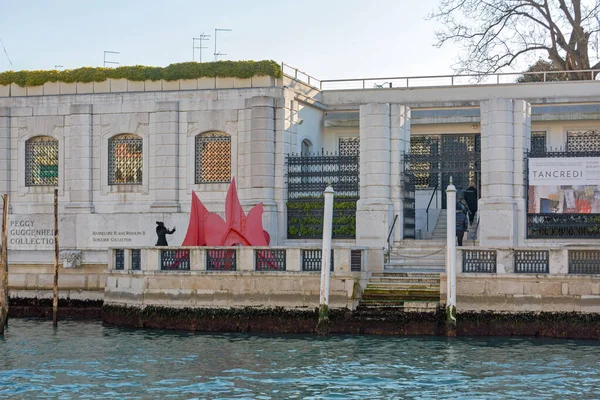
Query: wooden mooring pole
[[52, 189, 59, 327], [0, 194, 9, 335]]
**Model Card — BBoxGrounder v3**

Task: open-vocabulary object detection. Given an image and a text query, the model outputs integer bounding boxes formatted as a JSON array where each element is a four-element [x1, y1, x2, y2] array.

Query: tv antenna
[[103, 51, 120, 67], [193, 33, 211, 62], [0, 38, 13, 71], [214, 28, 232, 61]]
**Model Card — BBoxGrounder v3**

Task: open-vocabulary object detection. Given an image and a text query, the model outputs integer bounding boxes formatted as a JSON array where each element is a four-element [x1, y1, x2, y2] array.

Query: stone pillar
[[356, 103, 393, 248], [150, 101, 180, 212], [513, 100, 531, 245], [479, 99, 530, 246], [64, 104, 94, 212], [0, 107, 10, 197], [246, 96, 278, 243], [390, 105, 411, 242]]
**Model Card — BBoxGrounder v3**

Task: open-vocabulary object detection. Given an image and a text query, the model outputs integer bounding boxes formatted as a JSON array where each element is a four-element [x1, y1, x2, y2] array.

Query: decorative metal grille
[[207, 249, 237, 271], [567, 130, 600, 152], [463, 250, 497, 273], [531, 131, 547, 154], [255, 249, 286, 271], [195, 132, 231, 183], [131, 249, 141, 271], [287, 154, 359, 198], [114, 249, 124, 270], [108, 134, 143, 185], [569, 250, 600, 274], [515, 250, 549, 273], [160, 250, 190, 270], [339, 137, 360, 156], [25, 136, 58, 186], [405, 134, 480, 208], [350, 250, 362, 272], [302, 249, 334, 272]]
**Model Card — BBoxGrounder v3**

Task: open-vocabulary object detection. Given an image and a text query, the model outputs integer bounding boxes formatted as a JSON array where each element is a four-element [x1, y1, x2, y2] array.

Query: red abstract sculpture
[[182, 178, 270, 246]]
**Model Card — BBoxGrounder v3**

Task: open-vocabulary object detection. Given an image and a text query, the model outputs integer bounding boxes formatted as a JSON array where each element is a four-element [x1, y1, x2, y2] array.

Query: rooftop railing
[[282, 62, 600, 91]]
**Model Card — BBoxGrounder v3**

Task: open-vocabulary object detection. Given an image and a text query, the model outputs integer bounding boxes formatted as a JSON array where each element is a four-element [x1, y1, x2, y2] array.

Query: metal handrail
[[425, 183, 439, 232], [280, 61, 600, 91], [386, 215, 399, 247], [319, 68, 600, 90]]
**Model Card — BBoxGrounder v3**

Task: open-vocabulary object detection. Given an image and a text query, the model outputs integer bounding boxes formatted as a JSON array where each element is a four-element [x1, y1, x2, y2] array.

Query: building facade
[[1, 67, 600, 300]]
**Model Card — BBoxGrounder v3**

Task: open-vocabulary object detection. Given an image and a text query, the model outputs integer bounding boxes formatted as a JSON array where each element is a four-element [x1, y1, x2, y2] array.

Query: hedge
[[287, 198, 357, 239], [0, 60, 282, 87]]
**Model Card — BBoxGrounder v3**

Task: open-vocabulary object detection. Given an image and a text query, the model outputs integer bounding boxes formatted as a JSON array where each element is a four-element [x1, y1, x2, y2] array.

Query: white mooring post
[[317, 185, 335, 334], [445, 178, 457, 332]]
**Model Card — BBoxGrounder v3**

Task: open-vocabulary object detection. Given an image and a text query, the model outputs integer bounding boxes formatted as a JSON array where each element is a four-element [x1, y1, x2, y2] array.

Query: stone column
[[0, 107, 10, 197], [64, 104, 94, 213], [479, 99, 530, 246], [356, 103, 393, 248], [390, 105, 411, 242], [513, 100, 531, 245], [246, 96, 279, 243], [150, 101, 180, 212]]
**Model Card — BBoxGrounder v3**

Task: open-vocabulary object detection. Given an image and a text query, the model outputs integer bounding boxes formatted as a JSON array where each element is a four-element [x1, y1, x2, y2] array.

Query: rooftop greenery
[[0, 60, 282, 87]]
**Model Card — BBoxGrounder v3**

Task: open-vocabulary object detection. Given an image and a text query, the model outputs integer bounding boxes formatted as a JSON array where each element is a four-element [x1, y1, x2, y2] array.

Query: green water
[[0, 319, 599, 399]]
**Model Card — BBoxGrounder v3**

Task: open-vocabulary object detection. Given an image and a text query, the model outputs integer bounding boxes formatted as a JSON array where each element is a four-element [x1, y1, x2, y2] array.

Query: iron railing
[[463, 250, 497, 273], [568, 250, 600, 274], [302, 249, 334, 272], [403, 171, 416, 239], [131, 249, 141, 271], [318, 68, 600, 91], [514, 250, 549, 273], [425, 183, 439, 232], [255, 249, 286, 271], [206, 249, 237, 271], [114, 249, 124, 270], [160, 250, 190, 271]]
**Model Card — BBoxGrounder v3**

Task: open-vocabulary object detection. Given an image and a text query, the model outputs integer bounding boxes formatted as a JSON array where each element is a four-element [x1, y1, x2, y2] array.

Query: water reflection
[[0, 319, 599, 398]]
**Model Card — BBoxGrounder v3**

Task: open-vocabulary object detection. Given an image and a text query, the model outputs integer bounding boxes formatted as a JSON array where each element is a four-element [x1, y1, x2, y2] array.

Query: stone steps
[[358, 272, 441, 312]]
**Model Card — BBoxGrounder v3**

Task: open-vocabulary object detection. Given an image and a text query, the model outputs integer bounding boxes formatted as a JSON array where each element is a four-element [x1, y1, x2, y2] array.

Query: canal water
[[1, 319, 599, 399]]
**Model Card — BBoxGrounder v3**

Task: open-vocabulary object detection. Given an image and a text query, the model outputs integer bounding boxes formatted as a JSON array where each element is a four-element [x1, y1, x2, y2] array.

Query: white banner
[[529, 157, 600, 186]]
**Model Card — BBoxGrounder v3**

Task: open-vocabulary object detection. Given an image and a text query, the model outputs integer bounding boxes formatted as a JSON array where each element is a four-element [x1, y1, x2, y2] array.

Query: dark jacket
[[156, 224, 176, 246], [455, 210, 468, 232], [464, 186, 478, 213]]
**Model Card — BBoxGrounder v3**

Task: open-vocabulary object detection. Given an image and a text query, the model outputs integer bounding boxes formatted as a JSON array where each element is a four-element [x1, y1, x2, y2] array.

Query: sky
[[1, 0, 464, 80]]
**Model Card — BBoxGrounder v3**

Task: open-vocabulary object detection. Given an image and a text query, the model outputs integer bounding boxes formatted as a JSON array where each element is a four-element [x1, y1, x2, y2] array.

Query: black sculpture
[[155, 221, 176, 246]]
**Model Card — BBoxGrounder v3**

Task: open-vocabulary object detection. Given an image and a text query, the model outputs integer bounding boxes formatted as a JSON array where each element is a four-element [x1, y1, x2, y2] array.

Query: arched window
[[301, 139, 312, 156], [195, 132, 231, 183], [25, 136, 58, 186], [108, 134, 143, 185]]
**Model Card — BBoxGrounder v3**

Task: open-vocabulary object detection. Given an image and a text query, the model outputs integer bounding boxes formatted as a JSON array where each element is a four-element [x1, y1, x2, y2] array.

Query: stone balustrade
[[105, 246, 383, 310], [441, 246, 600, 313]]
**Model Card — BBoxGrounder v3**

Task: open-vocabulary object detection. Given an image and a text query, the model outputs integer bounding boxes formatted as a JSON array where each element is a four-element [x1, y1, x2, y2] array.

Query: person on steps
[[455, 203, 468, 247], [464, 182, 478, 225]]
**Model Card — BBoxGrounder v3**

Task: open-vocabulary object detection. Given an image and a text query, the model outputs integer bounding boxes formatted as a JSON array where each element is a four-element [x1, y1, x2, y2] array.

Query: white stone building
[[1, 65, 600, 301]]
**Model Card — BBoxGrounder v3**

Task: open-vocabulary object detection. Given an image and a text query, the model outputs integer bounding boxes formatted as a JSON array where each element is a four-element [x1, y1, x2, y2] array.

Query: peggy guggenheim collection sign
[[528, 157, 600, 214]]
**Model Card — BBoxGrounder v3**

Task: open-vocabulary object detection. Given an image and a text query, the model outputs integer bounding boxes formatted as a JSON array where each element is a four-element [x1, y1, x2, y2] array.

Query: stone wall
[[104, 247, 382, 310]]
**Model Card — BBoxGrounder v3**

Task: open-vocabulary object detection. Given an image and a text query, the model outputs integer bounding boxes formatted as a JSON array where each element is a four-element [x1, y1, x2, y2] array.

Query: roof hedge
[[0, 60, 282, 87]]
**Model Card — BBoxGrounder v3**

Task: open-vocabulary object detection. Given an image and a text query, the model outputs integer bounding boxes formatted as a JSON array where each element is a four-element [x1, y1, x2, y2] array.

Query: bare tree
[[429, 0, 600, 77]]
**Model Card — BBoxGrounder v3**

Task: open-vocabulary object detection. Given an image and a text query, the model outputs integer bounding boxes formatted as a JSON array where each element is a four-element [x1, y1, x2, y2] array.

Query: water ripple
[[1, 319, 600, 398]]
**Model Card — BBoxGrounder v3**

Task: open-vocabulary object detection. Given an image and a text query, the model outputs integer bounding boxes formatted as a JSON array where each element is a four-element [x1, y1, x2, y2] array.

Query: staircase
[[358, 272, 440, 311], [432, 209, 479, 243]]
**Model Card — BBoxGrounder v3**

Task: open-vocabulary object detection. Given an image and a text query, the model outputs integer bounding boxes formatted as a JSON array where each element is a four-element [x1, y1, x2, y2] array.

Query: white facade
[[1, 73, 600, 271]]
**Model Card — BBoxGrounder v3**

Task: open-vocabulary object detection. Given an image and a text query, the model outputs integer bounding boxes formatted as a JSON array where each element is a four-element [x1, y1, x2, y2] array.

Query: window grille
[[25, 136, 58, 186], [531, 131, 547, 154], [339, 137, 360, 156], [463, 250, 497, 273], [195, 132, 231, 183], [567, 130, 600, 152], [350, 250, 362, 272], [114, 249, 124, 270], [108, 134, 143, 185], [131, 249, 141, 271]]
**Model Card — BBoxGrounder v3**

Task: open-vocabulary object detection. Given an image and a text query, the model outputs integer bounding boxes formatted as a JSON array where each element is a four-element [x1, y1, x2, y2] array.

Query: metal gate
[[404, 134, 481, 209], [403, 171, 416, 239]]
